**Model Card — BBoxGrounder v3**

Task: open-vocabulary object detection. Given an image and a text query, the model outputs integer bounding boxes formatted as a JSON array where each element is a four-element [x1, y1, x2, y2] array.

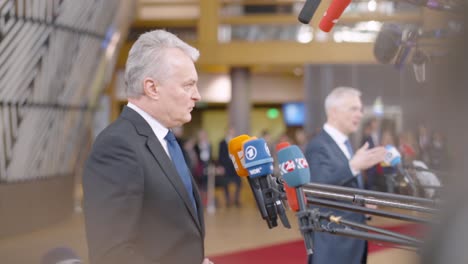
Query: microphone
[[243, 138, 291, 229], [394, 27, 418, 69], [277, 145, 314, 255], [318, 0, 351, 32], [374, 23, 402, 64], [382, 145, 402, 168], [276, 142, 302, 212], [298, 0, 322, 24], [228, 134, 251, 178], [382, 145, 419, 196]]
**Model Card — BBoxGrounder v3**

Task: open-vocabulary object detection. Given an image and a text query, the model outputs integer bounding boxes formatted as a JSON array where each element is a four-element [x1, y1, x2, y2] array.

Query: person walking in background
[[218, 126, 242, 207], [305, 87, 387, 264], [194, 129, 212, 191], [294, 128, 308, 152], [429, 130, 449, 172], [83, 30, 212, 264]]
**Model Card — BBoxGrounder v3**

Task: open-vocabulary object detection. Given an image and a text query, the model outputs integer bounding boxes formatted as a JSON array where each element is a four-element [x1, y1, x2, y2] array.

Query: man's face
[[156, 49, 201, 127], [332, 95, 363, 135]]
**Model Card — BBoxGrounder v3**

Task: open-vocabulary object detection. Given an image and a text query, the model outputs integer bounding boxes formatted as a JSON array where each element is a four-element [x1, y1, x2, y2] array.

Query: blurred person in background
[[305, 87, 387, 264], [360, 117, 380, 190], [218, 126, 242, 207], [83, 30, 212, 264], [399, 131, 418, 163], [294, 128, 308, 152], [429, 131, 449, 172], [194, 129, 212, 191], [417, 124, 431, 164]]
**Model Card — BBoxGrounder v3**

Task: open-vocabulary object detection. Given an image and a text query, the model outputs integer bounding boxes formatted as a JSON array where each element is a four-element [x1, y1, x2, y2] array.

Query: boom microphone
[[374, 23, 402, 64], [318, 0, 351, 32], [277, 145, 314, 255], [243, 138, 291, 228], [298, 0, 322, 24]]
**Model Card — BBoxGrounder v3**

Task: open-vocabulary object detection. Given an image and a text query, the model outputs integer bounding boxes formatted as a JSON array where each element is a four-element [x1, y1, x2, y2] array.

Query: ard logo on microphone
[[245, 146, 257, 160]]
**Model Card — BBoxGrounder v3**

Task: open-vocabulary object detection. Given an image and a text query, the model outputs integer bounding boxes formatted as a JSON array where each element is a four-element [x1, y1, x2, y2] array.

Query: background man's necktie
[[165, 130, 198, 213], [344, 139, 364, 189]]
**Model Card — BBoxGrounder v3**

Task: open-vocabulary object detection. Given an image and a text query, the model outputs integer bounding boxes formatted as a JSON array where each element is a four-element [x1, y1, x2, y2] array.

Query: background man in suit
[[305, 87, 387, 264], [83, 30, 213, 264], [218, 126, 242, 207]]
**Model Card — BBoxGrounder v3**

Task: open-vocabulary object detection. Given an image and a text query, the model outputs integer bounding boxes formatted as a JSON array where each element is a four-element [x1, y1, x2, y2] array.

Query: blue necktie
[[344, 139, 364, 189], [165, 130, 197, 213]]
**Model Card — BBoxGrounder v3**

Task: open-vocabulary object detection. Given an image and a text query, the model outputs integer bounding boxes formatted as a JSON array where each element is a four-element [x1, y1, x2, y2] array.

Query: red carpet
[[209, 224, 421, 264]]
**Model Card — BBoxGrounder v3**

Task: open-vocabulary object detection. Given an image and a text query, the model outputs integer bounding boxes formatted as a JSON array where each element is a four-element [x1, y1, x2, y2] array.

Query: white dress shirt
[[127, 102, 170, 157]]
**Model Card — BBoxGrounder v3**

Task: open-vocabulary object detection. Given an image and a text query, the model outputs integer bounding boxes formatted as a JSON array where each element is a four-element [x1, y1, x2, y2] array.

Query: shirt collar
[[127, 102, 169, 142], [323, 123, 348, 145]]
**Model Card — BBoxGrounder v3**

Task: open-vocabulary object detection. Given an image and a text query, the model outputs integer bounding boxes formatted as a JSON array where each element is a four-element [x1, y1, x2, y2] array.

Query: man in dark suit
[[218, 126, 242, 207], [83, 30, 212, 264], [305, 87, 386, 264]]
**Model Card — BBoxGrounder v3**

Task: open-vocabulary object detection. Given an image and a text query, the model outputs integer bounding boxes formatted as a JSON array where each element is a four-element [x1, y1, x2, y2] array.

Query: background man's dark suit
[[218, 138, 242, 206], [83, 107, 205, 264], [305, 130, 367, 264]]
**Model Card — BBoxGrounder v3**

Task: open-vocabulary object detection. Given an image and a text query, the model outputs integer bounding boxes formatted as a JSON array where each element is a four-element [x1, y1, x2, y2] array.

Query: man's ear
[[328, 107, 337, 120], [143, 78, 159, 99]]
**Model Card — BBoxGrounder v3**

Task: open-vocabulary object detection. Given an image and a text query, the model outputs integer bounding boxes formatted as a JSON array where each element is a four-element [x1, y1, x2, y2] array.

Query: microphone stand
[[249, 175, 291, 229], [289, 182, 439, 254]]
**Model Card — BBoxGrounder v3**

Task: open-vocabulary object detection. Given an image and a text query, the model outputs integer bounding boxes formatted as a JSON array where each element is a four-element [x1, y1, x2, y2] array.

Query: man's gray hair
[[324, 87, 361, 114], [124, 30, 199, 98]]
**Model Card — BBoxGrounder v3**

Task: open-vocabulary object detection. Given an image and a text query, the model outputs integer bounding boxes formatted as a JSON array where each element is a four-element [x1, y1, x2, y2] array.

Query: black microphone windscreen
[[298, 0, 322, 24], [374, 24, 402, 64]]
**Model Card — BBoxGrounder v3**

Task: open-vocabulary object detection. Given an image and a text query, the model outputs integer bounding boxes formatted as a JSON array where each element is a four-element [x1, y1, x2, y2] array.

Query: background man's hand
[[349, 143, 387, 172]]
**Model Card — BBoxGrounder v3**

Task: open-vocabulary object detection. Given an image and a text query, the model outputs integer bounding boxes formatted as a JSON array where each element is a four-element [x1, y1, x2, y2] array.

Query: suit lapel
[[321, 130, 360, 187], [191, 176, 205, 236], [145, 138, 202, 232], [321, 130, 349, 165], [121, 107, 202, 233]]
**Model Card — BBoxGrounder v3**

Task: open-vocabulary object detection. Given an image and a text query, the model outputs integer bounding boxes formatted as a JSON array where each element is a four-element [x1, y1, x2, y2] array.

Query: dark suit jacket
[[305, 129, 367, 264], [83, 106, 205, 264], [218, 139, 238, 180]]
